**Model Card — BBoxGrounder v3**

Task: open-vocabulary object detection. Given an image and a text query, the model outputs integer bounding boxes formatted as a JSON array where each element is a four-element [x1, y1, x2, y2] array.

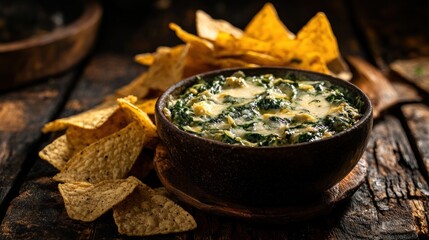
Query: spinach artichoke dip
[[164, 71, 362, 147]]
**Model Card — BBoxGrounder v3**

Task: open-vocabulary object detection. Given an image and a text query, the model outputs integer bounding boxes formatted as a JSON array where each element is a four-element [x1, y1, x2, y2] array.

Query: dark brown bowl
[[0, 0, 102, 90], [155, 67, 373, 207]]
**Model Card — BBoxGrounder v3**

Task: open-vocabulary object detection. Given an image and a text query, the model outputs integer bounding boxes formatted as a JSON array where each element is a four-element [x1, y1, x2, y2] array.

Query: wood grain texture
[[0, 72, 75, 209], [402, 104, 429, 179], [1, 0, 428, 239]]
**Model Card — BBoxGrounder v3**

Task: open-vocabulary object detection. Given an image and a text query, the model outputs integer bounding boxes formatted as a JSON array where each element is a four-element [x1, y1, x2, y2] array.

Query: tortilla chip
[[113, 180, 196, 236], [240, 51, 284, 66], [53, 122, 145, 183], [183, 51, 215, 78], [136, 98, 158, 115], [289, 52, 330, 74], [244, 3, 295, 41], [211, 57, 258, 69], [142, 45, 189, 91], [215, 32, 271, 54], [42, 101, 118, 133], [296, 12, 340, 62], [196, 10, 243, 41], [117, 97, 158, 148], [135, 53, 155, 66], [65, 108, 129, 150], [39, 135, 74, 170], [58, 176, 139, 222], [169, 23, 214, 54]]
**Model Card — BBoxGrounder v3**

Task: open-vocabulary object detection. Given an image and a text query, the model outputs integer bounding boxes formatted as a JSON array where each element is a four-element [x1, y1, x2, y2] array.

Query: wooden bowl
[[155, 67, 373, 207], [0, 0, 102, 90]]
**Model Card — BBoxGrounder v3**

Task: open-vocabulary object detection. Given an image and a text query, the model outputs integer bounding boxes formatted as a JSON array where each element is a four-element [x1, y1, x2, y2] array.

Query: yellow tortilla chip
[[211, 57, 258, 69], [65, 108, 129, 150], [117, 97, 158, 148], [244, 3, 295, 41], [296, 12, 340, 62], [58, 176, 139, 222], [142, 44, 189, 91], [115, 73, 150, 99], [134, 53, 155, 66], [39, 135, 74, 170], [113, 180, 196, 236], [196, 10, 243, 41], [215, 32, 271, 54], [169, 23, 214, 54], [289, 52, 330, 74], [136, 98, 158, 115], [42, 101, 118, 133], [240, 51, 284, 66], [183, 51, 215, 78], [53, 122, 145, 183]]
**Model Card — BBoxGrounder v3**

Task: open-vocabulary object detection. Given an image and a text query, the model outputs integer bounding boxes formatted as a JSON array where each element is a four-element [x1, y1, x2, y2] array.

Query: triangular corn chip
[[58, 177, 139, 222], [244, 3, 295, 41], [54, 122, 145, 183], [142, 44, 189, 91], [65, 108, 129, 150], [169, 23, 213, 54], [196, 10, 243, 41], [39, 135, 74, 170], [113, 180, 196, 236], [117, 97, 158, 148], [296, 12, 340, 62]]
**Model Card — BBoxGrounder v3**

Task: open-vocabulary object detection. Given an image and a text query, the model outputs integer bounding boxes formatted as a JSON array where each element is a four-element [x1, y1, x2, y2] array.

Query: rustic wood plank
[[402, 104, 429, 181], [2, 0, 428, 239], [0, 55, 143, 239], [0, 73, 76, 211]]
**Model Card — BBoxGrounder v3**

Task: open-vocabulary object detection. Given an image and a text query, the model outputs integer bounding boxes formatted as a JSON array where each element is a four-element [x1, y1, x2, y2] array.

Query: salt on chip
[[39, 135, 74, 170], [53, 122, 145, 183], [196, 10, 243, 41], [58, 176, 140, 222], [142, 44, 189, 91], [113, 180, 196, 236], [296, 12, 340, 63], [244, 3, 295, 41], [117, 97, 158, 148]]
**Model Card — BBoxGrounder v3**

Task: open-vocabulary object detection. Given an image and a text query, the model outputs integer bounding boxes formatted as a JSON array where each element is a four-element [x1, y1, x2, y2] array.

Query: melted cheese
[[167, 72, 361, 146], [217, 84, 265, 99]]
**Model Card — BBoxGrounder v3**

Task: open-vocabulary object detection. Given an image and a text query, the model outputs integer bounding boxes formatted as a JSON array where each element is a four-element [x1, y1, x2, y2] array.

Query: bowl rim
[[0, 0, 102, 52], [156, 66, 373, 150]]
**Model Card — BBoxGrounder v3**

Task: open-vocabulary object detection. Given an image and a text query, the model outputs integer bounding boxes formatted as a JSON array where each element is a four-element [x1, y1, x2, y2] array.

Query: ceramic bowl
[[155, 67, 372, 207]]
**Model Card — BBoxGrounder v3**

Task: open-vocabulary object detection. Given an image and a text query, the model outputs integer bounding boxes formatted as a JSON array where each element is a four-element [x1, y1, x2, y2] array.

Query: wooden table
[[1, 0, 429, 239]]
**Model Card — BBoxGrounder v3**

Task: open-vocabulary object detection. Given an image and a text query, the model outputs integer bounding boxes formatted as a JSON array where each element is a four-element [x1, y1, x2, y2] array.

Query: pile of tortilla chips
[[40, 3, 350, 237], [125, 3, 348, 97], [40, 96, 196, 236]]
